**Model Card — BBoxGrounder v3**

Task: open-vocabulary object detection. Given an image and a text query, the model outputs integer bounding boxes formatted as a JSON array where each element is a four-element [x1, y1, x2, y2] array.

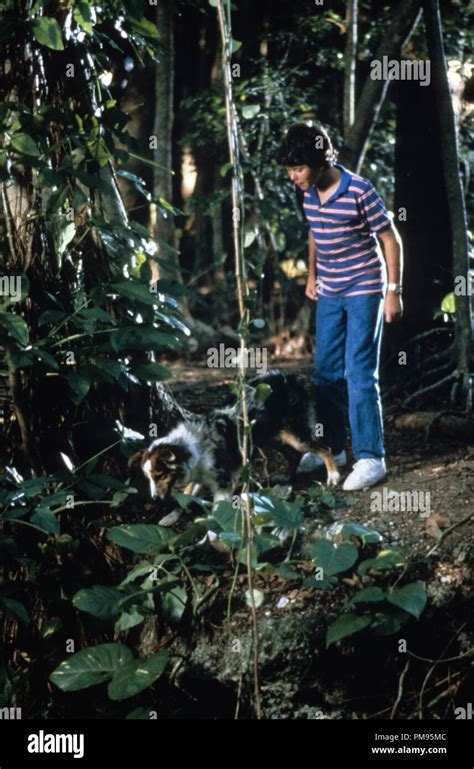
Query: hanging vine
[[215, 0, 262, 720]]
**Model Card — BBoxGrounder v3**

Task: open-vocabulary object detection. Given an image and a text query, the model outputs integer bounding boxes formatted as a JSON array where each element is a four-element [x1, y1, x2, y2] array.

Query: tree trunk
[[339, 0, 422, 172], [343, 0, 358, 140], [153, 0, 180, 282], [393, 80, 452, 332], [423, 0, 472, 407]]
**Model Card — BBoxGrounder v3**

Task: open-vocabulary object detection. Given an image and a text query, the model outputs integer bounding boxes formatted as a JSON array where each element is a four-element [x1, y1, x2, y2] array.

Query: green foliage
[[311, 540, 359, 577], [0, 446, 430, 711], [50, 643, 133, 692], [341, 523, 383, 546], [107, 524, 174, 554], [0, 0, 187, 417], [0, 277, 187, 403], [326, 614, 373, 648], [31, 17, 64, 51], [318, 534, 427, 648], [50, 643, 168, 700], [386, 582, 428, 619]]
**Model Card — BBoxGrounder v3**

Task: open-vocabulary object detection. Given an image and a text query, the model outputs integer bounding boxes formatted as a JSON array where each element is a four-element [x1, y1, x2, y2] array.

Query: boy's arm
[[378, 225, 403, 323], [305, 229, 317, 301]]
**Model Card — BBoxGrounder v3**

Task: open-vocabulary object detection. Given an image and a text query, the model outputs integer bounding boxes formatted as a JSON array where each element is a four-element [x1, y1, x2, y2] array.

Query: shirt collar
[[310, 163, 351, 206], [334, 163, 352, 196]]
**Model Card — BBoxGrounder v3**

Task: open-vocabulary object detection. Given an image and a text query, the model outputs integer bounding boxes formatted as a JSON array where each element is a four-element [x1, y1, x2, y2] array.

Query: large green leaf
[[35, 348, 60, 370], [107, 524, 173, 554], [0, 312, 28, 345], [0, 597, 30, 624], [107, 652, 168, 701], [358, 547, 406, 575], [73, 586, 123, 620], [387, 582, 427, 619], [110, 327, 182, 353], [119, 563, 156, 587], [57, 220, 76, 257], [302, 575, 334, 590], [50, 643, 133, 692], [128, 16, 159, 40], [90, 357, 124, 380], [30, 508, 59, 534], [349, 587, 386, 605], [69, 169, 113, 195], [31, 17, 64, 51], [109, 280, 157, 306], [38, 309, 67, 326], [211, 500, 243, 533], [155, 310, 191, 337], [326, 613, 372, 648], [253, 532, 280, 554], [342, 523, 383, 545], [86, 138, 111, 167], [64, 372, 91, 403], [161, 586, 187, 624], [45, 186, 69, 217], [132, 362, 172, 382], [15, 476, 58, 497], [311, 540, 358, 577], [73, 1, 94, 34], [114, 609, 145, 632], [251, 493, 304, 530], [40, 617, 63, 639], [10, 133, 41, 157]]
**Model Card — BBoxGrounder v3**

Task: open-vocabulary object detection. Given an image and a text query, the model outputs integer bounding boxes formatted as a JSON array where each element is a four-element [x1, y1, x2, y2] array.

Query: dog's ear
[[127, 449, 148, 469], [160, 448, 176, 463]]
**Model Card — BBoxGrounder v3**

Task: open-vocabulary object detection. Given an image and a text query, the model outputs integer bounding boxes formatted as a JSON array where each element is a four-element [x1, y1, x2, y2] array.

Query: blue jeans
[[312, 293, 385, 460]]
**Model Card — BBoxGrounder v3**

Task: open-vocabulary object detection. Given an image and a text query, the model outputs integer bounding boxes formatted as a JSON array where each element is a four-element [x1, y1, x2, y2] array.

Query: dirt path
[[163, 356, 474, 556]]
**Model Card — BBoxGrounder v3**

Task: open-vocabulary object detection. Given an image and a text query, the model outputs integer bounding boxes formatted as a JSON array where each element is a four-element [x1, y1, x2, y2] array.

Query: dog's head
[[138, 443, 191, 500]]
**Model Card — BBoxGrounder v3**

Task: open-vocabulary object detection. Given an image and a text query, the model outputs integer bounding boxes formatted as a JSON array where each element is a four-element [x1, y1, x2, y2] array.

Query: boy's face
[[286, 164, 324, 190]]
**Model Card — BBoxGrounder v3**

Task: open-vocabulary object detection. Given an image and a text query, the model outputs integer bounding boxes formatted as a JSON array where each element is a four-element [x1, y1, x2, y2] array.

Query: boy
[[279, 123, 403, 491]]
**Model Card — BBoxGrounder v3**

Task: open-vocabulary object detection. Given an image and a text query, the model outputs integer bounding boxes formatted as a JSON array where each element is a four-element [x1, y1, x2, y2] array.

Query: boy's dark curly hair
[[278, 122, 338, 169]]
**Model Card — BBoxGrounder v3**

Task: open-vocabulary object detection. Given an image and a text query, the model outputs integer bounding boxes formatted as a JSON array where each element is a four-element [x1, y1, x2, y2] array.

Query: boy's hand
[[305, 274, 318, 301], [384, 292, 403, 323]]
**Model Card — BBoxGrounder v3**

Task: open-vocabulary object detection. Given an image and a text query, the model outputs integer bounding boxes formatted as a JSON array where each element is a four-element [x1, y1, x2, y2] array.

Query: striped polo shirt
[[303, 164, 393, 298]]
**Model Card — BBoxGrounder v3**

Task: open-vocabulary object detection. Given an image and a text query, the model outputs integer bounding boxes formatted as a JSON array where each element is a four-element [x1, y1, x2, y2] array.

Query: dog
[[137, 369, 340, 505]]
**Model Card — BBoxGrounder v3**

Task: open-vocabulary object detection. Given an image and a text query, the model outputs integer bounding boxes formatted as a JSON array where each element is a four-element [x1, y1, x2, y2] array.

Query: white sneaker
[[343, 458, 387, 491], [296, 449, 347, 475]]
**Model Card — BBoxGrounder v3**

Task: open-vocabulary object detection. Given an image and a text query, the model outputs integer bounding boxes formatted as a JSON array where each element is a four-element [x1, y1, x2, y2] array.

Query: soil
[[143, 356, 474, 720], [27, 356, 472, 721], [163, 356, 474, 548]]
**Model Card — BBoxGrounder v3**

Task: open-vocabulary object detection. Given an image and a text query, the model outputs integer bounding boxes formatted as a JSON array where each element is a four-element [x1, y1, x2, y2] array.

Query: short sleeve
[[358, 184, 392, 234]]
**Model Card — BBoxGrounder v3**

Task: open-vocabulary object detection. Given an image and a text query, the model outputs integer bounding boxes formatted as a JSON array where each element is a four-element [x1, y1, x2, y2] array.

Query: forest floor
[[140, 356, 473, 719], [163, 356, 474, 547]]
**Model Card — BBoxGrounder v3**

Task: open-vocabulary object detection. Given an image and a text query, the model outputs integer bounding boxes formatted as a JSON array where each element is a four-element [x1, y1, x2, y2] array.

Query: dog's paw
[[270, 526, 293, 544], [326, 470, 341, 487], [197, 529, 219, 545], [197, 530, 232, 558]]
